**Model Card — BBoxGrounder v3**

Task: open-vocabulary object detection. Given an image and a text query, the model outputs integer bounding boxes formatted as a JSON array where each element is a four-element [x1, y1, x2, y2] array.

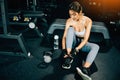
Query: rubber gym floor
[[0, 26, 120, 80]]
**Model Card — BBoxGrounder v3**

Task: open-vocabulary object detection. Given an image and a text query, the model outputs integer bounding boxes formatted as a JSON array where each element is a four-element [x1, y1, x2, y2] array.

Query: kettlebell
[[43, 51, 53, 63]]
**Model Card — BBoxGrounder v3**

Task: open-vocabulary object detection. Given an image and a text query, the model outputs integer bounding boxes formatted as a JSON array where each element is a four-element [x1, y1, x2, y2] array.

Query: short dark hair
[[69, 1, 82, 13]]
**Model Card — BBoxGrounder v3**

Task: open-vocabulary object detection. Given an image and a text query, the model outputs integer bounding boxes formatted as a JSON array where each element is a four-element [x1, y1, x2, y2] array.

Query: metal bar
[[1, 0, 8, 35], [0, 34, 20, 39], [32, 0, 36, 11], [34, 27, 42, 37], [0, 51, 27, 57], [17, 34, 28, 57], [0, 34, 29, 57], [0, 0, 29, 58]]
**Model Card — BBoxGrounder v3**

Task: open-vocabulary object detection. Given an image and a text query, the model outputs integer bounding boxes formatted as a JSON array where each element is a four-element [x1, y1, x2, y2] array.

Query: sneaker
[[62, 57, 73, 69], [76, 67, 92, 80]]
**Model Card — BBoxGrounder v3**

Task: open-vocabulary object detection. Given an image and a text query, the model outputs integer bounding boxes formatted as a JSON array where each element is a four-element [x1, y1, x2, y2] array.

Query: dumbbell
[[13, 16, 19, 21], [24, 17, 32, 22]]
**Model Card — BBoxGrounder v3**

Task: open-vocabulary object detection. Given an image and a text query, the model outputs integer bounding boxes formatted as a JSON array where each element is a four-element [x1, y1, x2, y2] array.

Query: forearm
[[76, 19, 92, 50], [62, 37, 66, 49], [76, 39, 87, 50]]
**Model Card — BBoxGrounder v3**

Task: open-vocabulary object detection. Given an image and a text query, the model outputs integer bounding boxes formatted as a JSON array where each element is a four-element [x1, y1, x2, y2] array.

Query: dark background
[[0, 0, 120, 80], [7, 0, 120, 21]]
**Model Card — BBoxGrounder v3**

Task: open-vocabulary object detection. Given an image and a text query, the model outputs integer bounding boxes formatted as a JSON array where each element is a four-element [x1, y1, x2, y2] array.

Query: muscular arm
[[76, 18, 92, 50], [62, 19, 70, 49]]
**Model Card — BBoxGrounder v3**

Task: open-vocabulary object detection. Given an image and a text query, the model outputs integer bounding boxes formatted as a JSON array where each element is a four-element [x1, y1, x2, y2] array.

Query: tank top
[[75, 28, 86, 37], [75, 16, 86, 37]]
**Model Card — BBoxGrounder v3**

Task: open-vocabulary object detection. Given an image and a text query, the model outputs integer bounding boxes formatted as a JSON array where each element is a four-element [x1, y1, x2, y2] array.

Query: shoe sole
[[62, 64, 71, 69], [70, 59, 73, 63], [76, 67, 92, 80]]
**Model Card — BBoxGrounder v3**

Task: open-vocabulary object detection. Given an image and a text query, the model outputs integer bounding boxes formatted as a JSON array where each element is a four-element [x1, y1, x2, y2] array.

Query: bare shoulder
[[65, 18, 72, 28], [66, 18, 72, 24], [83, 16, 92, 29], [84, 16, 92, 23]]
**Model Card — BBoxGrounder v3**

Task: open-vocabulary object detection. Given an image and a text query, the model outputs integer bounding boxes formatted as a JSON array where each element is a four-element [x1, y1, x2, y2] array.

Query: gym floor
[[0, 25, 120, 80]]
